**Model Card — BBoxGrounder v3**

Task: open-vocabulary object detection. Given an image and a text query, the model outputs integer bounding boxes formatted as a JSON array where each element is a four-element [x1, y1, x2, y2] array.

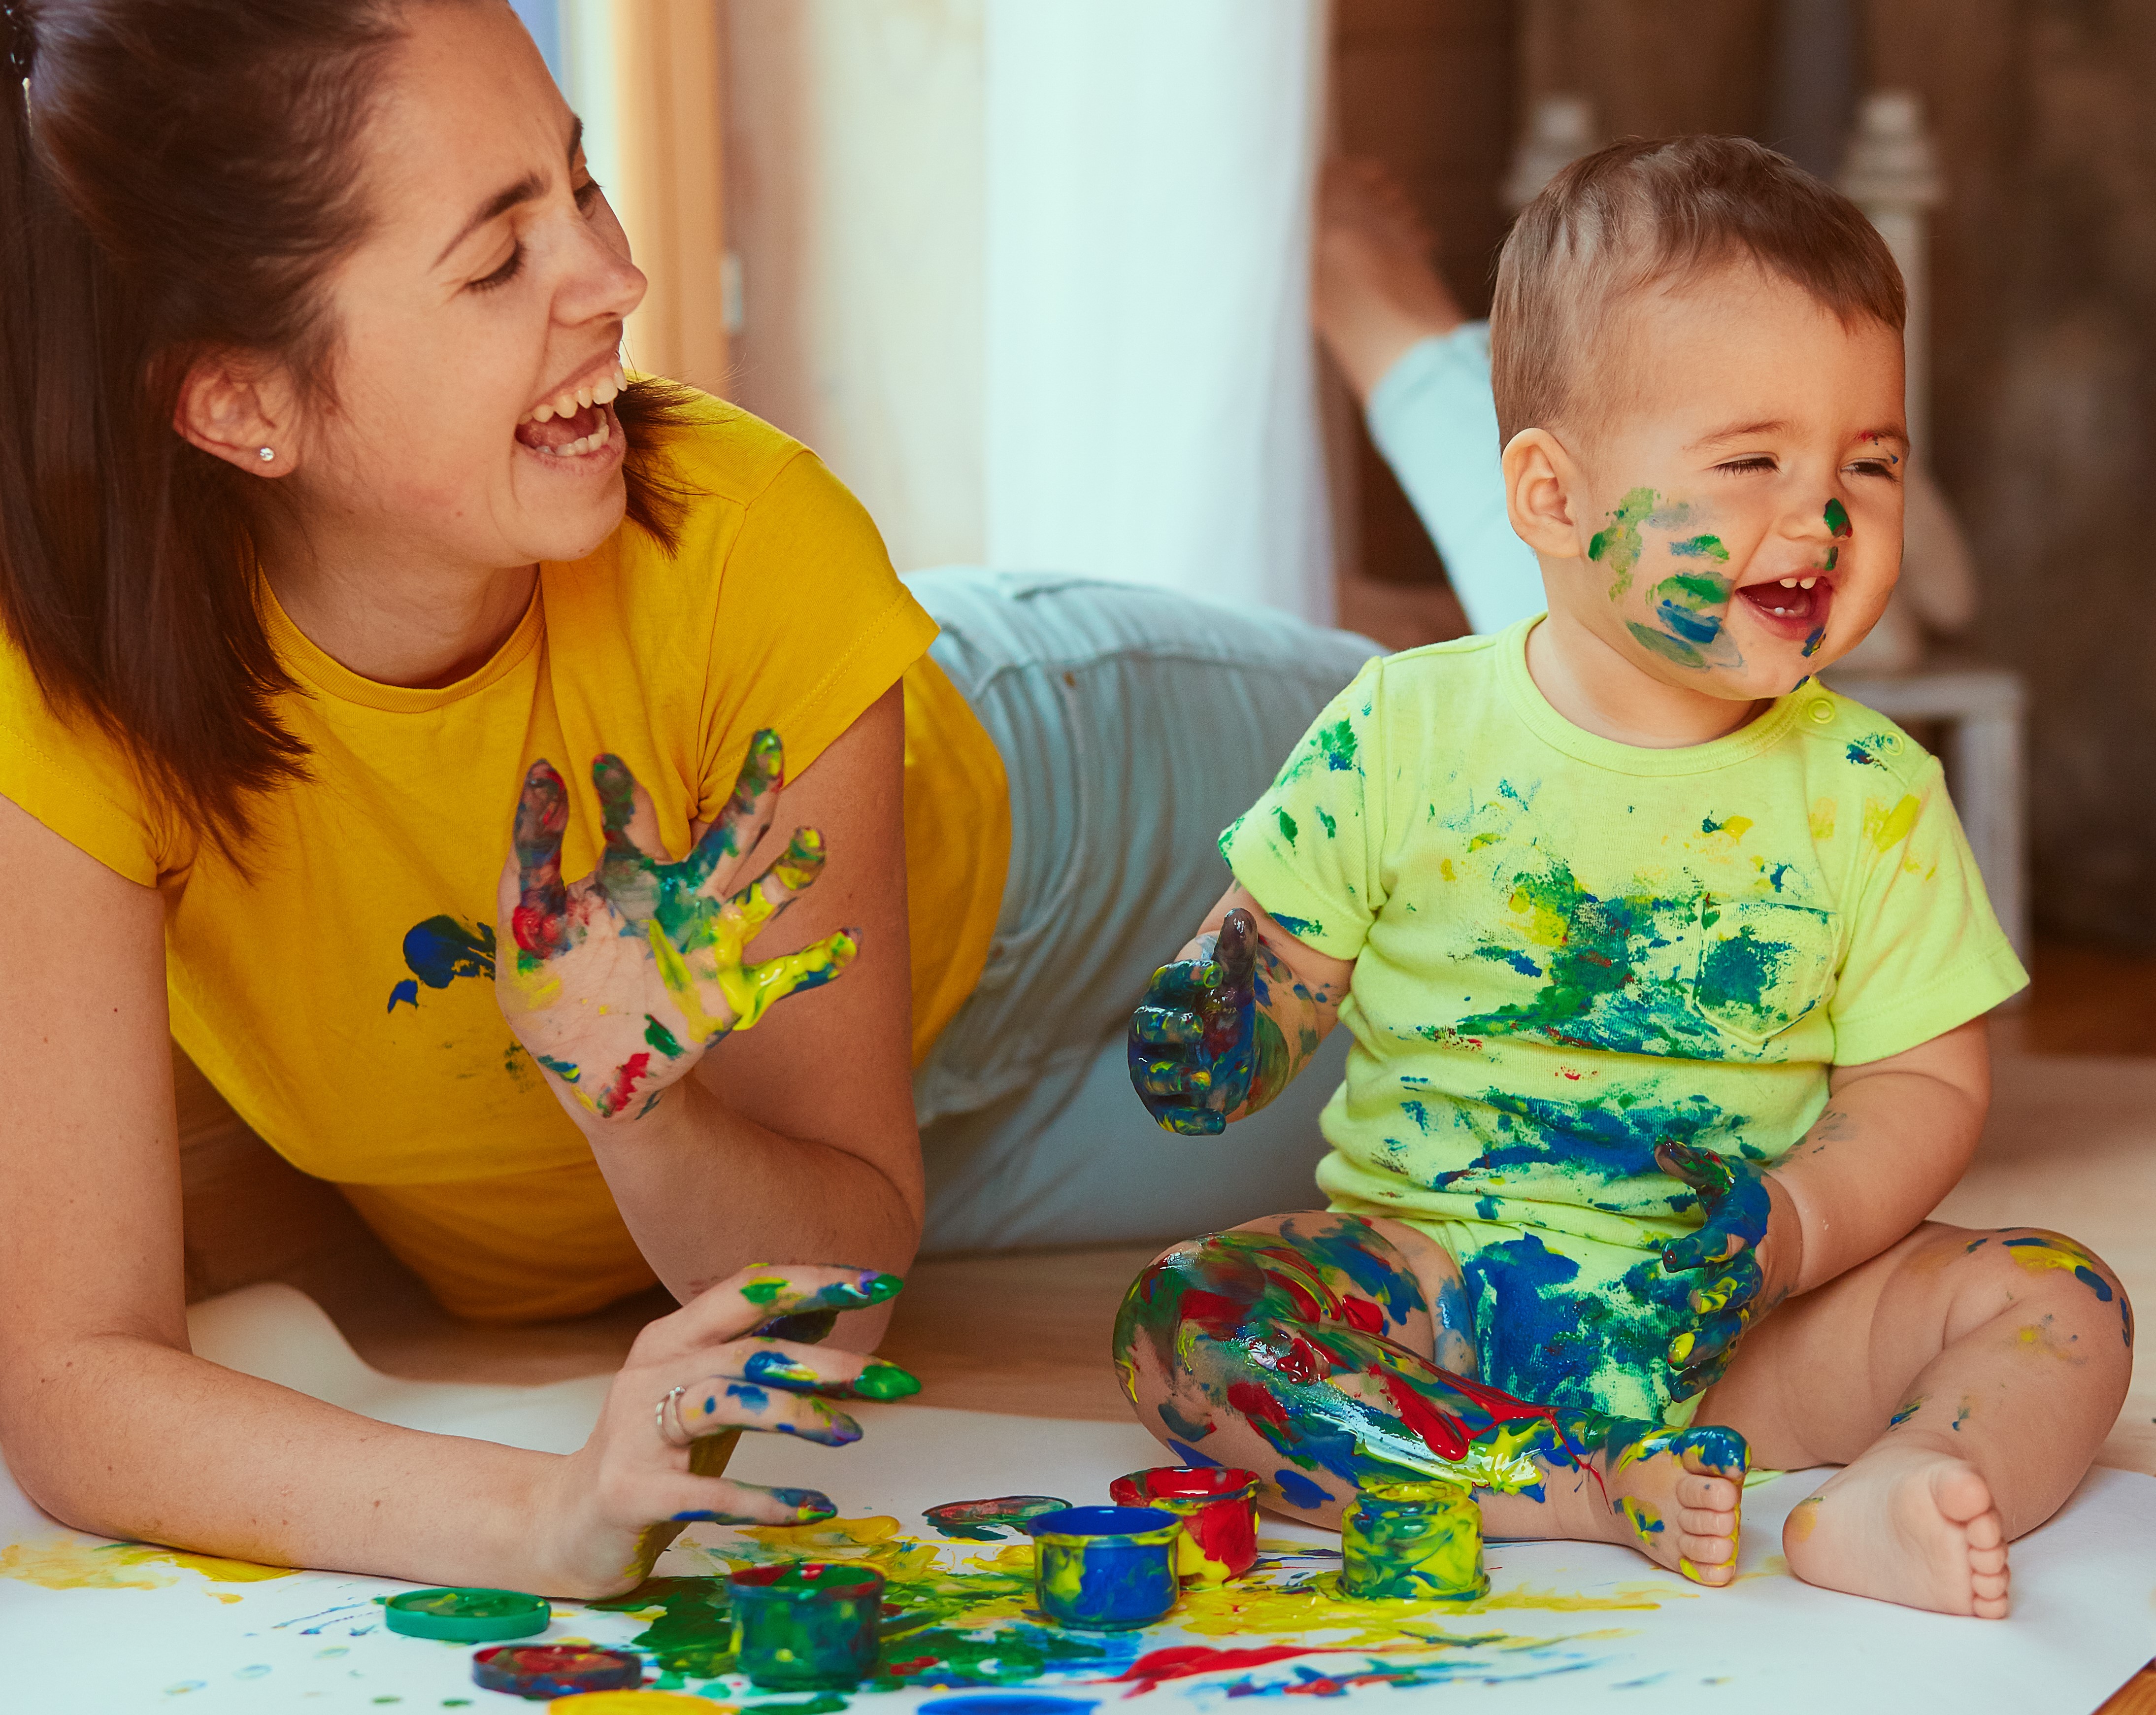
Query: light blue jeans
[[1365, 323, 1544, 634], [903, 569, 1377, 1253]]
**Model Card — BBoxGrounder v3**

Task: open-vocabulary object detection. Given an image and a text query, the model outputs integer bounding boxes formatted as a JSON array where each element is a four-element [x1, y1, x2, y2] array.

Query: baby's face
[[1550, 265, 1907, 700]]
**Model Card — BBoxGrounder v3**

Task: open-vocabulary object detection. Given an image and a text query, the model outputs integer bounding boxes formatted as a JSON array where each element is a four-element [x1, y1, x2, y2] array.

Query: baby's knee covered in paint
[[1953, 1228, 2133, 1351]]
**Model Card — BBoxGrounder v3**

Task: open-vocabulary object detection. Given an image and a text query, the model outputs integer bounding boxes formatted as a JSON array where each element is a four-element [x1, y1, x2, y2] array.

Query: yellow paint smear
[[0, 1535, 295, 1592], [1862, 794, 1919, 852]]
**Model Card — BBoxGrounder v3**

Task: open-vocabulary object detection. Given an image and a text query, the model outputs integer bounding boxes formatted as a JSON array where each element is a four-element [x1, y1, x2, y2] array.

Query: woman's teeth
[[525, 363, 628, 426], [539, 413, 612, 458]]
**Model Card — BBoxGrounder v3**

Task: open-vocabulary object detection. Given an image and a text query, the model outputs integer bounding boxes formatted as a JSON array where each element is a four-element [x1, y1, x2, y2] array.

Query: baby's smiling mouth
[[1735, 573, 1833, 635]]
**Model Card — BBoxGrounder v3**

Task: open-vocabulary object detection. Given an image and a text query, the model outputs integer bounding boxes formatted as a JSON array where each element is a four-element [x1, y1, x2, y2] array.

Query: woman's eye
[[471, 243, 526, 292], [1717, 456, 1777, 475]]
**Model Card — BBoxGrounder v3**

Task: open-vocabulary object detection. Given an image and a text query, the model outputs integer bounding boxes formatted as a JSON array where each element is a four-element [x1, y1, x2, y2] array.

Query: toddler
[[1118, 136, 2129, 1619]]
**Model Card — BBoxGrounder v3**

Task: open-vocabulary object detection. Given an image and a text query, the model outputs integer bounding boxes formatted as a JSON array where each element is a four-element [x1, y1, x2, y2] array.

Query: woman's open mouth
[[1736, 573, 1834, 646], [515, 361, 628, 465]]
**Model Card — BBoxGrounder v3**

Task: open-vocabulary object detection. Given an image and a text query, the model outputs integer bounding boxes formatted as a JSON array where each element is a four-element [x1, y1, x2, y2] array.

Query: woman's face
[[288, 1, 646, 572]]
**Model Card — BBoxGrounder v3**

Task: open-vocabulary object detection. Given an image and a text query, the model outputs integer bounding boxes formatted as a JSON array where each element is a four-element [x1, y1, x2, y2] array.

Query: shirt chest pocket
[[1690, 900, 1838, 1049]]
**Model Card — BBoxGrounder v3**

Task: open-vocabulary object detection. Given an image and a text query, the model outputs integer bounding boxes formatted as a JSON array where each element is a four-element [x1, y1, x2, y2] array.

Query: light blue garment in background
[[1366, 323, 1545, 633], [904, 569, 1375, 1253]]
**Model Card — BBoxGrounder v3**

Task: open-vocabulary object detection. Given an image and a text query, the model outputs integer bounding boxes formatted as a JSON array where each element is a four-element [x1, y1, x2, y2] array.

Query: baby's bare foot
[[1314, 158, 1466, 399], [1589, 1425, 1747, 1586], [1783, 1440, 2009, 1617]]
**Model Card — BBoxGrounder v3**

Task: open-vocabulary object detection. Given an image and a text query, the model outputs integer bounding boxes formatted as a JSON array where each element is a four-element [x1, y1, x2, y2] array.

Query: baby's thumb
[[1214, 908, 1261, 991]]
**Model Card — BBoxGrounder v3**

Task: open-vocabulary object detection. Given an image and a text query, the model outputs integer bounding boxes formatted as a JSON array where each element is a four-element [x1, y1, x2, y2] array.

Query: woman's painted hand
[[1128, 908, 1266, 1136], [534, 1263, 920, 1598], [1657, 1140, 1799, 1395], [495, 732, 858, 1123]]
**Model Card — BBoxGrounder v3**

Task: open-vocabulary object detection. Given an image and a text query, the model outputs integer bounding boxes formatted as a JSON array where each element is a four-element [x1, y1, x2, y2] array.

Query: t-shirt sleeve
[[0, 635, 168, 885], [697, 449, 939, 813], [1826, 752, 2027, 1064], [1219, 656, 1388, 960]]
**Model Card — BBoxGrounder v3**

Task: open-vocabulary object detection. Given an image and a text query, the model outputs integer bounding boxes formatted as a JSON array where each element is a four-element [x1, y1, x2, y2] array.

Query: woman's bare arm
[[575, 686, 924, 1336], [0, 794, 893, 1590]]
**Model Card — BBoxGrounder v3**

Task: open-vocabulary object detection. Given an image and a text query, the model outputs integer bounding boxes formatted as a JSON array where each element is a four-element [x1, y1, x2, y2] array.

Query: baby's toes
[[1675, 1471, 1741, 1513], [1676, 1500, 1737, 1539]]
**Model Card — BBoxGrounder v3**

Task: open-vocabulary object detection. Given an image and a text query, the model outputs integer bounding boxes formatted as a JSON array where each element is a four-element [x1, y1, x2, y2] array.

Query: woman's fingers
[[648, 1264, 905, 1358], [662, 1479, 837, 1529], [724, 828, 828, 934], [686, 729, 786, 889], [508, 760, 573, 960], [592, 753, 667, 863], [730, 930, 860, 1031], [674, 1376, 864, 1446], [721, 1338, 922, 1401]]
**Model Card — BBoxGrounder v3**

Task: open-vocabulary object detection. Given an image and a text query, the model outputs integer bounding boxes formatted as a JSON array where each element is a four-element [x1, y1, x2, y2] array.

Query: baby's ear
[[1501, 427, 1584, 560]]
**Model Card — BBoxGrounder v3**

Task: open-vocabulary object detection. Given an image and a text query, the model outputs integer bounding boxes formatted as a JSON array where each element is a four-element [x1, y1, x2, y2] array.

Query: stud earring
[[258, 447, 275, 463]]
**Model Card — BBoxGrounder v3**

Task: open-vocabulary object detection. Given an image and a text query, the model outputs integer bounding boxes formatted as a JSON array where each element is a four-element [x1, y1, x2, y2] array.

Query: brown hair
[[0, 0, 697, 855], [1490, 135, 1906, 447]]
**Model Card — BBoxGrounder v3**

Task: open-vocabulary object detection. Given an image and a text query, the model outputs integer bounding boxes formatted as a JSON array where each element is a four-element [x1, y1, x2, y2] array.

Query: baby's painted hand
[[495, 732, 858, 1124], [1128, 908, 1263, 1136], [1657, 1141, 1797, 1395]]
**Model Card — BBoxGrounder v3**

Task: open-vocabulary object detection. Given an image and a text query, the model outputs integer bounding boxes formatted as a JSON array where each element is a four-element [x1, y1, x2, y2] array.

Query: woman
[[0, 0, 1370, 1593]]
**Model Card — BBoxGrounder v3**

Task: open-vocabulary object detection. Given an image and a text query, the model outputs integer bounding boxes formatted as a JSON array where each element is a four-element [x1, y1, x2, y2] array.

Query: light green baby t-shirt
[[1220, 615, 2024, 1312]]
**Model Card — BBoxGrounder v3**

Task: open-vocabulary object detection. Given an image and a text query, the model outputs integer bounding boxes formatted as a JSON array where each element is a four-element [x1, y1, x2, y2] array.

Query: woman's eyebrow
[[434, 171, 546, 267], [432, 119, 585, 269]]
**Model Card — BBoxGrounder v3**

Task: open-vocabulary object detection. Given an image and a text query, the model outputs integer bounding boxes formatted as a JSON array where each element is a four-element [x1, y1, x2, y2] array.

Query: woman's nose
[[559, 202, 648, 329]]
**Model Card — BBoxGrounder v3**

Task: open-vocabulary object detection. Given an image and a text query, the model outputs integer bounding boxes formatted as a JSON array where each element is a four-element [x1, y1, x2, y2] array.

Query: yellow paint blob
[[550, 1694, 730, 1712], [1808, 798, 1837, 841], [0, 1535, 295, 1592], [1784, 1496, 1822, 1543], [1862, 794, 1919, 852]]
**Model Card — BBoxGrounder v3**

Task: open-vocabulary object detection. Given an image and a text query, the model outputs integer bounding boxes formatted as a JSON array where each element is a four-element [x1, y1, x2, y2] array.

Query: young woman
[[0, 0, 1371, 1593]]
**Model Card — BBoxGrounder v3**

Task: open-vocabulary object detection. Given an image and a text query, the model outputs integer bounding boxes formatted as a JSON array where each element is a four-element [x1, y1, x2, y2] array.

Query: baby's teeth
[[1780, 577, 1798, 588], [532, 403, 556, 424], [1800, 577, 1818, 589]]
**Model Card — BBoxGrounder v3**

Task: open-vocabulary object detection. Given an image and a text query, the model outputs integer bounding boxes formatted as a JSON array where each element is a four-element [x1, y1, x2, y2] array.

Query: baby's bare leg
[[1114, 1211, 1748, 1584], [1701, 1222, 2132, 1619]]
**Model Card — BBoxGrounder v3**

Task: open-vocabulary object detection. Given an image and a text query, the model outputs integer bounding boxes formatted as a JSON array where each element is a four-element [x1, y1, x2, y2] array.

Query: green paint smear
[[1693, 926, 1797, 1025], [644, 1014, 686, 1058], [748, 1698, 851, 1714], [1275, 807, 1298, 846], [1668, 535, 1729, 563], [590, 1576, 737, 1676], [1824, 497, 1851, 538], [1587, 488, 1697, 598]]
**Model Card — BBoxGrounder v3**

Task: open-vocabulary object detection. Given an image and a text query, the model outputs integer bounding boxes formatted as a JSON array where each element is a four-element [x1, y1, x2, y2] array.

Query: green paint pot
[[1339, 1478, 1488, 1601], [728, 1560, 885, 1689]]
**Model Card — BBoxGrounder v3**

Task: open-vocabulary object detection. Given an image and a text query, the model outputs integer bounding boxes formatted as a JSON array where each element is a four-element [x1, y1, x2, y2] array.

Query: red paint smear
[[1272, 1269, 1324, 1325], [1178, 1289, 1253, 1343], [594, 1051, 652, 1118], [1267, 1335, 1327, 1385], [1336, 1296, 1383, 1335], [1111, 1645, 1318, 1696], [511, 903, 565, 959], [1226, 1380, 1292, 1435], [1377, 1367, 1470, 1461]]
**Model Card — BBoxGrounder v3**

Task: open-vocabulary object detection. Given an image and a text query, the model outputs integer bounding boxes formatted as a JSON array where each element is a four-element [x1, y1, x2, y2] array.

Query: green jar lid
[[384, 1585, 551, 1641]]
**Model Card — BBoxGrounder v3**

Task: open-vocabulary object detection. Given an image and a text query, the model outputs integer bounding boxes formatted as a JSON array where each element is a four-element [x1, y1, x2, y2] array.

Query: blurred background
[[508, 0, 2156, 1024]]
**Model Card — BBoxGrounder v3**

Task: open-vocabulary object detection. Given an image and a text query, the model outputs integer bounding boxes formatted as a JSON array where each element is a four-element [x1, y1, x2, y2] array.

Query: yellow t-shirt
[[1221, 617, 2028, 1255], [0, 399, 1009, 1321]]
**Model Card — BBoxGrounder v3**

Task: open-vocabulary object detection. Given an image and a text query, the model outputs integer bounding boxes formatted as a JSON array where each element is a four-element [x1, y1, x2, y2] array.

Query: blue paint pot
[[1026, 1505, 1181, 1631], [728, 1560, 886, 1689]]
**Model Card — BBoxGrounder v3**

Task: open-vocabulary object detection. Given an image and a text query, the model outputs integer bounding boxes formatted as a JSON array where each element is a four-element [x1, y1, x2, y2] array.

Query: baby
[[1118, 136, 2129, 1619]]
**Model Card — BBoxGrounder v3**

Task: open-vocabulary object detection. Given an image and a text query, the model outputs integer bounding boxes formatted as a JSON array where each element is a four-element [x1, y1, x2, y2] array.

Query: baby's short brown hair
[[1491, 135, 1905, 447]]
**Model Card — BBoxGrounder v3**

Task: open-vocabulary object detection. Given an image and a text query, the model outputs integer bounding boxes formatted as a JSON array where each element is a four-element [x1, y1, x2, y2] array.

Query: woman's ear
[[175, 355, 299, 476], [1501, 427, 1583, 560]]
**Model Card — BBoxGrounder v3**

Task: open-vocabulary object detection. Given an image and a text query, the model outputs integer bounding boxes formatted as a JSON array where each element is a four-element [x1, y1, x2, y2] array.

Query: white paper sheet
[[0, 1284, 2151, 1713]]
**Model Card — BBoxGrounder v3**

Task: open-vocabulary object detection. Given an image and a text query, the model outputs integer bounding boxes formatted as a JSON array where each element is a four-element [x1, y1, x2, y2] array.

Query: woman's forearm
[[587, 1079, 919, 1315], [9, 1331, 556, 1584]]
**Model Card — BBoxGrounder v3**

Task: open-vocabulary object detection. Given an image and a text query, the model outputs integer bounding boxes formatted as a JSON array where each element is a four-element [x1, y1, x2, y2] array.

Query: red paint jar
[[1108, 1466, 1261, 1585]]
